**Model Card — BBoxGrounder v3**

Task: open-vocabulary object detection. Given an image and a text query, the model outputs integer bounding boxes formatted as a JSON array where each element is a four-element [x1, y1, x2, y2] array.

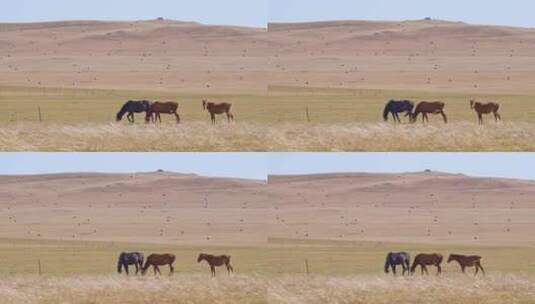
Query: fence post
[[38, 106, 42, 122], [305, 105, 311, 123], [304, 259, 310, 275], [38, 259, 42, 275]]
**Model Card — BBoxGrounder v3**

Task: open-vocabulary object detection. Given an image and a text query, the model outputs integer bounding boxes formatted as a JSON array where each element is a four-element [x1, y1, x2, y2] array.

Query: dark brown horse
[[197, 253, 234, 277], [202, 99, 234, 124], [141, 253, 175, 276], [411, 101, 448, 123], [448, 254, 485, 275], [146, 101, 180, 123], [410, 253, 443, 275], [470, 99, 501, 124]]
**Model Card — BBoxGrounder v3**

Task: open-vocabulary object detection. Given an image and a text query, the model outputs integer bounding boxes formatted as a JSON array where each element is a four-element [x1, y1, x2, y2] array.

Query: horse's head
[[197, 253, 205, 263], [470, 99, 475, 109], [116, 112, 123, 122], [447, 254, 456, 263]]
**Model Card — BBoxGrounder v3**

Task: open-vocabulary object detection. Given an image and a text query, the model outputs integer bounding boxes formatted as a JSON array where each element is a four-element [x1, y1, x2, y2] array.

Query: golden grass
[[1, 274, 533, 304], [1, 121, 535, 151]]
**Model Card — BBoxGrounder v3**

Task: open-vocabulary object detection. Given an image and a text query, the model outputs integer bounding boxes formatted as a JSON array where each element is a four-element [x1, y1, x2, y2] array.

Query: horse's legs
[[461, 265, 466, 273], [440, 111, 447, 123], [135, 263, 139, 275], [211, 113, 216, 125], [423, 265, 429, 275], [211, 265, 216, 277], [169, 263, 174, 275], [476, 262, 485, 274], [436, 264, 442, 275], [478, 113, 483, 125], [494, 112, 501, 122], [174, 112, 180, 124], [226, 262, 234, 274], [155, 265, 161, 275], [125, 265, 129, 275], [392, 265, 397, 275]]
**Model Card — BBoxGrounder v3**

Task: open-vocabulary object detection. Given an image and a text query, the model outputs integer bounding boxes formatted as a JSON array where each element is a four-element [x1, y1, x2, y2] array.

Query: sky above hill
[[3, 0, 535, 28], [2, 153, 535, 181]]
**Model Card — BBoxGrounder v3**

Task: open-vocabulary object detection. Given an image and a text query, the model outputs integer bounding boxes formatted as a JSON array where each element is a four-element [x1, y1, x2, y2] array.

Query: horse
[[384, 252, 411, 276], [383, 100, 414, 123], [410, 253, 443, 275], [116, 100, 151, 123], [117, 252, 144, 275], [197, 253, 234, 277], [145, 101, 180, 123], [448, 254, 485, 275], [411, 101, 448, 123], [202, 99, 234, 124], [141, 253, 175, 276], [470, 99, 501, 124]]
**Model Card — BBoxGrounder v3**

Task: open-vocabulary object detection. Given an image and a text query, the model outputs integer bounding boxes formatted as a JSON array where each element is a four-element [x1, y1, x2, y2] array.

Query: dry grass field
[[2, 19, 535, 150], [4, 273, 534, 304]]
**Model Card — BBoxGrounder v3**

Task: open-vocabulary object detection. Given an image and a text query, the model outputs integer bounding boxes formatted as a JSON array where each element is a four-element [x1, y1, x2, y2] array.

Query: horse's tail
[[384, 253, 391, 273], [116, 103, 129, 121], [383, 101, 391, 121], [117, 252, 125, 273]]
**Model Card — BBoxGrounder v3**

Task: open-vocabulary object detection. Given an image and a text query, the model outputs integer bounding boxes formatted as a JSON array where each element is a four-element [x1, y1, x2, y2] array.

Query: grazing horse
[[470, 99, 501, 124], [116, 100, 151, 123], [117, 252, 144, 275], [197, 253, 234, 277], [146, 101, 180, 123], [448, 254, 485, 275], [202, 99, 234, 124], [411, 101, 448, 123], [384, 252, 411, 276], [383, 100, 414, 123], [410, 253, 443, 275], [141, 253, 175, 276]]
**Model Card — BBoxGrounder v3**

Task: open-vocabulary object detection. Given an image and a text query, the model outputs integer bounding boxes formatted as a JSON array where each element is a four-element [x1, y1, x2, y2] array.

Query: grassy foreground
[[1, 274, 534, 304], [2, 121, 535, 151]]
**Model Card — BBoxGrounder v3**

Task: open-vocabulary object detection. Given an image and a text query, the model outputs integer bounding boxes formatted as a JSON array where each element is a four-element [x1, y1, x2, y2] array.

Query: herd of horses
[[116, 99, 234, 124], [116, 98, 500, 125], [385, 252, 485, 276], [383, 98, 501, 124], [117, 252, 233, 277], [117, 251, 484, 277]]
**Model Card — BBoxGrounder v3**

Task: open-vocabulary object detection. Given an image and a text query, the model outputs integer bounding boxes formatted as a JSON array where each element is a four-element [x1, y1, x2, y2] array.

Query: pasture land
[[2, 85, 535, 151], [2, 85, 535, 124], [0, 238, 534, 303], [0, 238, 534, 276]]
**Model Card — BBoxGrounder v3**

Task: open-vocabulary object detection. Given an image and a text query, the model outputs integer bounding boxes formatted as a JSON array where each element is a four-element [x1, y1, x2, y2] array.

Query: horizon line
[[2, 17, 535, 31], [2, 169, 535, 183]]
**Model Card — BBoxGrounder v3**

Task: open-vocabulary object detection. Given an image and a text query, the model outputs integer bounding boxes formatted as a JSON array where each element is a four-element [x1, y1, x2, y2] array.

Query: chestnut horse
[[141, 253, 175, 276], [197, 253, 234, 277], [146, 101, 180, 123], [448, 254, 485, 275], [470, 99, 501, 124], [410, 253, 443, 275], [202, 99, 234, 124], [411, 101, 448, 123]]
